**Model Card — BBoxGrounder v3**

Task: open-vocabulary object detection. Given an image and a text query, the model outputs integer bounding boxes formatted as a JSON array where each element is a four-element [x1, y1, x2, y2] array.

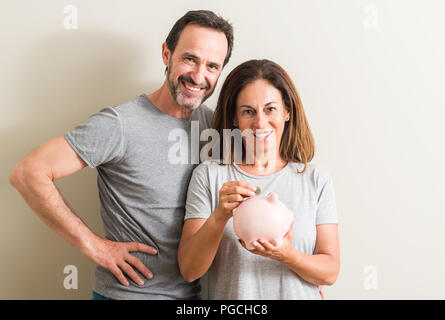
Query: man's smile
[[181, 80, 205, 95]]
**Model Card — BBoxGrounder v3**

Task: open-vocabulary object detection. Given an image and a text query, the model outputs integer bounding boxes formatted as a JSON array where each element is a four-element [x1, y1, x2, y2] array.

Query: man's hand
[[10, 136, 158, 287], [84, 237, 158, 286]]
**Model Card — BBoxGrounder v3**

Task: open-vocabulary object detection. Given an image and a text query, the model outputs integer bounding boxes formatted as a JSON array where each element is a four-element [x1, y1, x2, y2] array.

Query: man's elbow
[[10, 159, 47, 192], [10, 161, 27, 190]]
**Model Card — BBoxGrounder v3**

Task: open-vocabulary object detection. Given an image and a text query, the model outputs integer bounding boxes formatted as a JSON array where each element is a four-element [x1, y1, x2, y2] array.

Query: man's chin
[[177, 96, 207, 111]]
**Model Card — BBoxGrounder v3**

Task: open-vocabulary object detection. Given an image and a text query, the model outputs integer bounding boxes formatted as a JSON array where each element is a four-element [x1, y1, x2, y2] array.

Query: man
[[10, 10, 233, 300]]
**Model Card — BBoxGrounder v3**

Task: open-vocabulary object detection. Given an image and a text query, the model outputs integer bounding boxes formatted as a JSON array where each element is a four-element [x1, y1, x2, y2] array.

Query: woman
[[178, 59, 340, 299]]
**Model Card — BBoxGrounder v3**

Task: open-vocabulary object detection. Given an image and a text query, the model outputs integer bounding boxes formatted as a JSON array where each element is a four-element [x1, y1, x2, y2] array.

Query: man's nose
[[190, 64, 206, 87]]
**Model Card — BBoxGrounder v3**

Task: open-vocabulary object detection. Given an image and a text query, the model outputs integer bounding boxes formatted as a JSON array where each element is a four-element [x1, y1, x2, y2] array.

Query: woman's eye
[[242, 110, 253, 115], [267, 106, 276, 112]]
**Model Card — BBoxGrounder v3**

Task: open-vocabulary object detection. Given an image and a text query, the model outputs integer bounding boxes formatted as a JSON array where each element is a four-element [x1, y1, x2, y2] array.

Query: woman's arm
[[245, 223, 340, 286], [177, 212, 228, 282], [178, 181, 256, 282]]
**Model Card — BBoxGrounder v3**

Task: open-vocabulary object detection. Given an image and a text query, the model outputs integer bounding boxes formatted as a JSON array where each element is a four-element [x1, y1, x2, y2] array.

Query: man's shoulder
[[113, 94, 150, 113]]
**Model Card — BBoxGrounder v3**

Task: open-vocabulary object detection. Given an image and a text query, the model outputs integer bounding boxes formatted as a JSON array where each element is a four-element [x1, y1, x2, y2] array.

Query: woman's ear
[[233, 114, 238, 127], [284, 110, 290, 122]]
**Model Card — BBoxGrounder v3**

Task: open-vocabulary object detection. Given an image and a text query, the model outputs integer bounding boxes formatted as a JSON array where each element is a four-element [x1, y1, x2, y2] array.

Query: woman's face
[[234, 78, 289, 160]]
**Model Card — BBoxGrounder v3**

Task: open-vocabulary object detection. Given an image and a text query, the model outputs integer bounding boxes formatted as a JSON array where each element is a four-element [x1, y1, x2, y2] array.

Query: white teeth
[[184, 83, 201, 92], [254, 131, 274, 139]]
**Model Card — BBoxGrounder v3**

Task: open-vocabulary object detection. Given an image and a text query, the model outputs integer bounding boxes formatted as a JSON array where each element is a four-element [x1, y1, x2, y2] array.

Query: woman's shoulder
[[288, 161, 333, 184], [192, 160, 233, 176]]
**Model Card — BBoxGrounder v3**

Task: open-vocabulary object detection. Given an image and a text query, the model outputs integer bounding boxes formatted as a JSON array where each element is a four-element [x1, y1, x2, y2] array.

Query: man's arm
[[10, 136, 157, 287]]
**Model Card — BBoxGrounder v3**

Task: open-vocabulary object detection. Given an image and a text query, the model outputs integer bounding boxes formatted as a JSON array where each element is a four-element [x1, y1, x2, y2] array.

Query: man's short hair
[[165, 10, 234, 67]]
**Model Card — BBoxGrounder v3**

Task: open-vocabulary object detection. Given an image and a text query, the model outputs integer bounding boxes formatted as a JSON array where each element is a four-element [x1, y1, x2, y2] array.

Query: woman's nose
[[255, 112, 267, 129]]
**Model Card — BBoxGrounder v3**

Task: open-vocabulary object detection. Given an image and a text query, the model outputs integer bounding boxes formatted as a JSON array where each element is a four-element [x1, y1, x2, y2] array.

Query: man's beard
[[167, 67, 214, 111]]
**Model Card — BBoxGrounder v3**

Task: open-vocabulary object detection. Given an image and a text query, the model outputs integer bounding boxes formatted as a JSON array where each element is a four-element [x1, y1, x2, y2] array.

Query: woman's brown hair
[[211, 59, 315, 173]]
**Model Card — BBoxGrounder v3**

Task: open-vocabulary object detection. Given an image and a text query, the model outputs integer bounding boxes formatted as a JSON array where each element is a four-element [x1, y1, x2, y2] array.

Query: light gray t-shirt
[[64, 94, 213, 300], [185, 160, 338, 300]]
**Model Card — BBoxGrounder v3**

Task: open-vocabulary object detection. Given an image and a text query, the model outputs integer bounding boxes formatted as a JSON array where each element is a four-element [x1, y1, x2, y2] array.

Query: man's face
[[164, 24, 228, 110]]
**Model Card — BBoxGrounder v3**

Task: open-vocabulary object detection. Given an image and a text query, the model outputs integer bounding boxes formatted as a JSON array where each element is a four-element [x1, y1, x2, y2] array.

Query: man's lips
[[181, 81, 207, 96]]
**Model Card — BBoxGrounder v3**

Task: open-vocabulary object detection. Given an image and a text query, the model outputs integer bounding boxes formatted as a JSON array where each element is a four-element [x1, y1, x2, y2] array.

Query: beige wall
[[2, 0, 444, 299]]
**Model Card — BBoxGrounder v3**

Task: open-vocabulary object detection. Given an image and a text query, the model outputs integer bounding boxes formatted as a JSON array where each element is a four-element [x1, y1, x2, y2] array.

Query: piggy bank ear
[[266, 192, 278, 204]]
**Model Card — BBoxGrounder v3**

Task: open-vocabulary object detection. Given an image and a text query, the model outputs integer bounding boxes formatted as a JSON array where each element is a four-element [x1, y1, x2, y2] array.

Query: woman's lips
[[253, 130, 274, 141]]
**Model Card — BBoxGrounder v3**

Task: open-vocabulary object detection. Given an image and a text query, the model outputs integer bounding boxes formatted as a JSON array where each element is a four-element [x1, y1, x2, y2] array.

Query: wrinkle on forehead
[[173, 24, 228, 66]]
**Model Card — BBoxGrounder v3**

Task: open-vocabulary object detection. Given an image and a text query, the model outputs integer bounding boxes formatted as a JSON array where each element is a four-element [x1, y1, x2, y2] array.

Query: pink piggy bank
[[233, 192, 294, 250]]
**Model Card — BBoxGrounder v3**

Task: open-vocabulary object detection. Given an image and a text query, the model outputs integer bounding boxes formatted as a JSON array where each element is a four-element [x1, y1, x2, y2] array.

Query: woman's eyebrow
[[239, 102, 278, 109]]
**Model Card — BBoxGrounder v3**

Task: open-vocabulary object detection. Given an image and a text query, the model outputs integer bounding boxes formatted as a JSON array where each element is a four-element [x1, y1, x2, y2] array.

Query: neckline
[[141, 94, 192, 122], [232, 162, 291, 179]]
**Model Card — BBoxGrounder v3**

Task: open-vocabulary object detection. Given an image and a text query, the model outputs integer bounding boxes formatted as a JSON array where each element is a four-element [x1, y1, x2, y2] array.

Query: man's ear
[[162, 42, 171, 67]]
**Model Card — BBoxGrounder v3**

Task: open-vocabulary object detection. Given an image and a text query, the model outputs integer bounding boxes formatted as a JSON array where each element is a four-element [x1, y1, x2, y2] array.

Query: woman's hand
[[239, 220, 295, 263], [214, 181, 256, 222]]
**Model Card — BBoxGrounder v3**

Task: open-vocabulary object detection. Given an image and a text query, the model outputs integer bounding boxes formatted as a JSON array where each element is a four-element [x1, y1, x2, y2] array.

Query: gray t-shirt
[[64, 94, 213, 300], [185, 160, 338, 299]]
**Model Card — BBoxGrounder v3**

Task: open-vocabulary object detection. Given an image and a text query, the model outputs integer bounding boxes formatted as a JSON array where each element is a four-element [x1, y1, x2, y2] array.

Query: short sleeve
[[185, 164, 213, 220], [64, 107, 124, 168], [315, 171, 338, 225]]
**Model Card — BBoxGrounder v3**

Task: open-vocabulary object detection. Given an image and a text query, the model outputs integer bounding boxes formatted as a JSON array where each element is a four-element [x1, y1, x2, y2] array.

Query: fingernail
[[147, 273, 153, 279], [138, 280, 144, 286]]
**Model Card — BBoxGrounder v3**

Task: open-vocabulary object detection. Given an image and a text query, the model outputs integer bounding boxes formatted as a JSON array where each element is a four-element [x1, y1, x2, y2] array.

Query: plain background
[[1, 0, 444, 299]]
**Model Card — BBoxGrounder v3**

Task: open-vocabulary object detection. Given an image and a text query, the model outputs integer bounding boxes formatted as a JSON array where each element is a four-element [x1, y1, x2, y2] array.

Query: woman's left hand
[[239, 220, 295, 263]]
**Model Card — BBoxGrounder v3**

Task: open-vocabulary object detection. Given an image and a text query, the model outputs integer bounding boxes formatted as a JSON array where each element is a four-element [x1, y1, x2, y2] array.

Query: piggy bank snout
[[233, 192, 293, 249]]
